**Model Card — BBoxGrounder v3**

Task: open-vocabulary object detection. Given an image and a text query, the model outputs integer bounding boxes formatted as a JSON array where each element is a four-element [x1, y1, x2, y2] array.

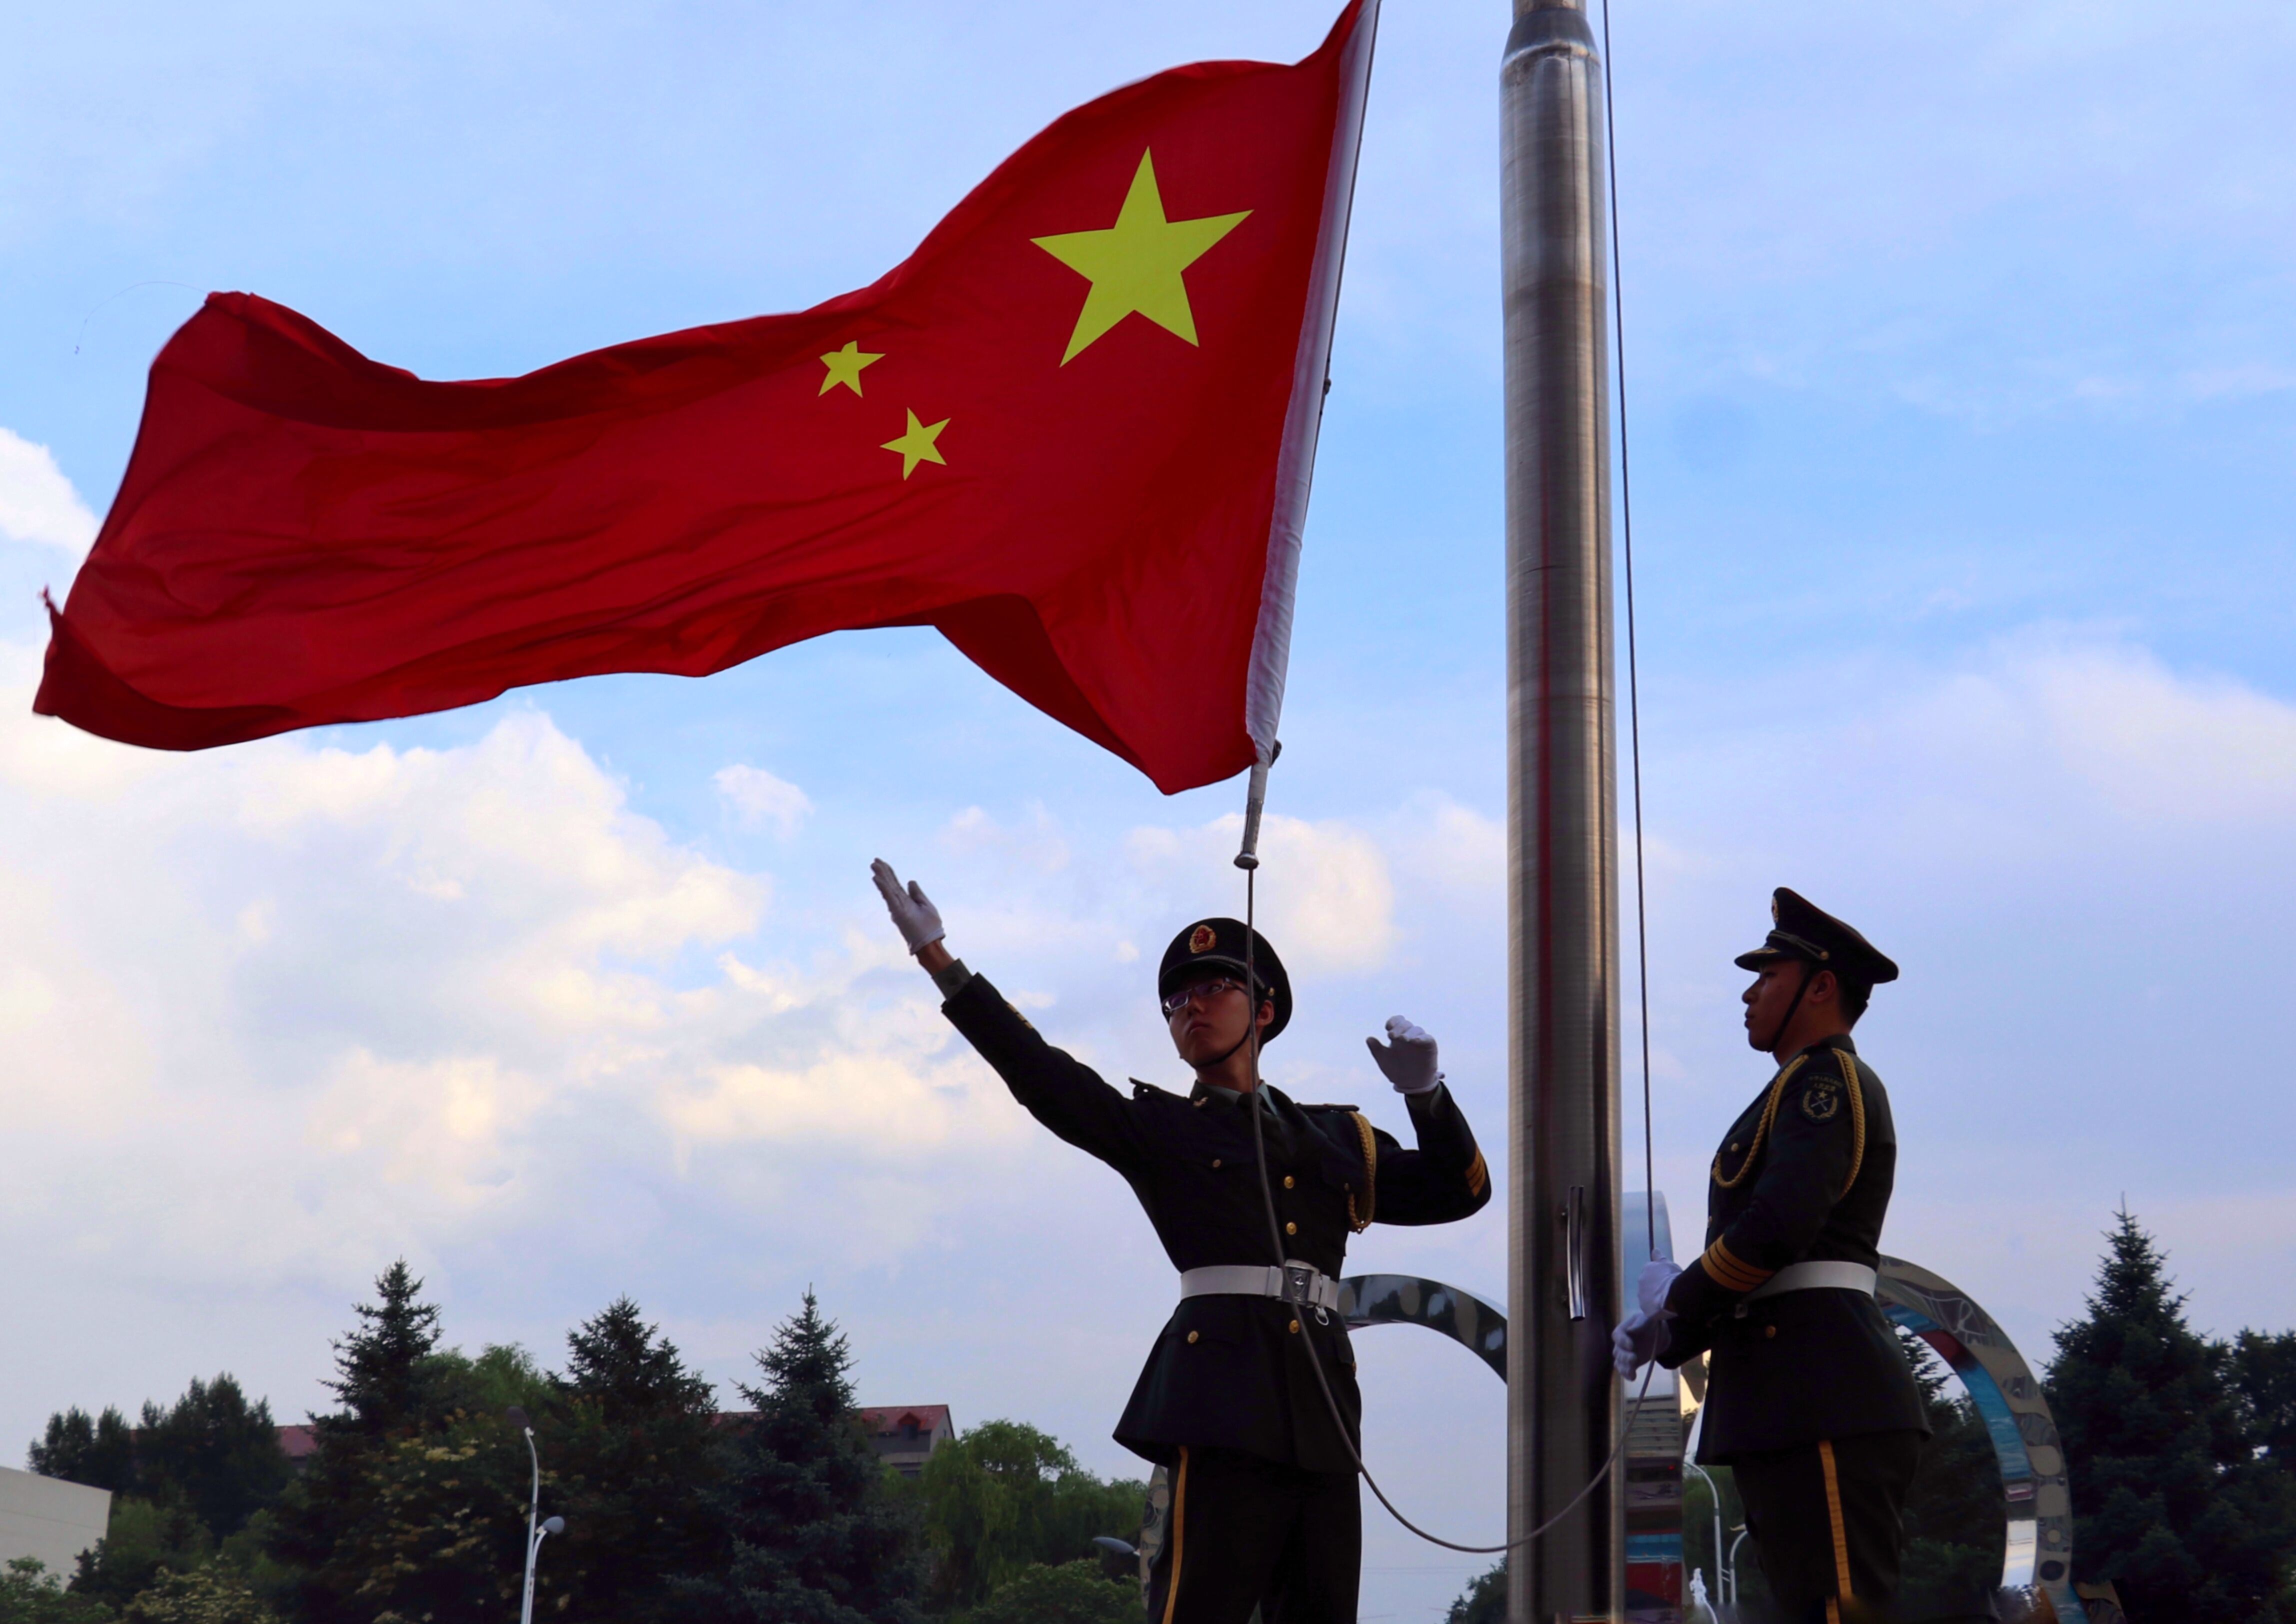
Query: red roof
[[277, 1425, 318, 1460], [858, 1406, 952, 1438]]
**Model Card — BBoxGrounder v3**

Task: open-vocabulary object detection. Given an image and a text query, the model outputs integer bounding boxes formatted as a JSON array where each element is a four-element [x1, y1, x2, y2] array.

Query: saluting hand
[[1366, 1016, 1441, 1095], [870, 859, 946, 954]]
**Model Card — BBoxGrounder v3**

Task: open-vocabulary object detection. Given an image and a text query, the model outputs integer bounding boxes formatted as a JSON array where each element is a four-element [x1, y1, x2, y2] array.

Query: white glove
[[1638, 1258, 1682, 1319], [870, 859, 945, 954], [1366, 1017, 1440, 1095], [1612, 1310, 1667, 1380]]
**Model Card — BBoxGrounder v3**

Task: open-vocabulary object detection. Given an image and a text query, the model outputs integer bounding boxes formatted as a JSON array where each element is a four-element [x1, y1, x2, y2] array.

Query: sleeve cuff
[[930, 957, 976, 999]]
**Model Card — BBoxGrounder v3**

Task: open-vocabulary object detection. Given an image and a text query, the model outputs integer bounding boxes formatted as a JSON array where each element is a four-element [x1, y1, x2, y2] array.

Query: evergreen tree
[[29, 1408, 138, 1494], [266, 1264, 535, 1624], [2044, 1208, 2296, 1618], [680, 1290, 924, 1622], [2236, 1330, 2296, 1473], [324, 1260, 442, 1434], [135, 1378, 291, 1542], [548, 1298, 726, 1622], [1894, 1324, 2006, 1614]]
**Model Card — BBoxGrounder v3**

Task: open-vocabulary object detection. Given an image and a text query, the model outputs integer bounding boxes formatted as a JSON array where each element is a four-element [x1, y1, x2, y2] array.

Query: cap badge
[[1188, 924, 1218, 954]]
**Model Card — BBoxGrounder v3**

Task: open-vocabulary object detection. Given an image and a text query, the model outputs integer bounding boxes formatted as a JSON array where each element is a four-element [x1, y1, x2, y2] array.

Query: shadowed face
[[1742, 958, 1834, 1053], [1165, 972, 1274, 1068]]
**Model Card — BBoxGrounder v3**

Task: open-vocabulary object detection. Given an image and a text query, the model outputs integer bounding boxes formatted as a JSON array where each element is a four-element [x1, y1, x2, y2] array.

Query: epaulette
[[1129, 1078, 1178, 1101], [1298, 1102, 1360, 1114]]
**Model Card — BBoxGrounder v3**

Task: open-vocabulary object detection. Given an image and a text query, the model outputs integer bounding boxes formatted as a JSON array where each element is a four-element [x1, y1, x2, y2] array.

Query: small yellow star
[[1032, 149, 1250, 364], [818, 341, 884, 396], [881, 409, 950, 478]]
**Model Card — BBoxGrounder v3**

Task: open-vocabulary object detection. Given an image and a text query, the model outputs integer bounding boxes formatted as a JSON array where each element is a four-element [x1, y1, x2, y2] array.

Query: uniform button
[[1212, 1159, 1222, 1169], [1284, 1222, 1298, 1236], [1288, 1320, 1300, 1334], [1728, 1144, 1740, 1153], [1764, 1324, 1778, 1340], [1187, 1330, 1200, 1344], [1283, 1176, 1296, 1189]]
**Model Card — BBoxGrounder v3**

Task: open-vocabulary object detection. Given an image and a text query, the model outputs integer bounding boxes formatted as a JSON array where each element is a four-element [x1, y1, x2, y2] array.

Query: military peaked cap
[[1734, 887, 1900, 986], [1158, 917, 1292, 1042]]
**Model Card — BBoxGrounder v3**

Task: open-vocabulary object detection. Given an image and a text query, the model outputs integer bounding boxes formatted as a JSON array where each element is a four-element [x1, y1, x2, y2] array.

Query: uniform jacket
[[942, 972, 1490, 1473], [1660, 1034, 1926, 1462]]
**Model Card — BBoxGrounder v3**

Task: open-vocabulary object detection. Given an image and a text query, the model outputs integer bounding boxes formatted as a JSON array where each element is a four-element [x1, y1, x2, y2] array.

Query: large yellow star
[[818, 340, 883, 396], [1032, 150, 1250, 365], [882, 408, 950, 478]]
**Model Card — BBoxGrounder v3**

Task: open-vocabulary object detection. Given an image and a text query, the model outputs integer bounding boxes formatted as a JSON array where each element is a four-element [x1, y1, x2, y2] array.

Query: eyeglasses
[[1160, 976, 1252, 1017]]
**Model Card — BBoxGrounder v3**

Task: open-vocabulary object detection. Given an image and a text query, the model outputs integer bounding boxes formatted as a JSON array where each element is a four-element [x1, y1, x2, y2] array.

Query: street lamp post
[[1684, 1459, 1724, 1606], [504, 1406, 564, 1624]]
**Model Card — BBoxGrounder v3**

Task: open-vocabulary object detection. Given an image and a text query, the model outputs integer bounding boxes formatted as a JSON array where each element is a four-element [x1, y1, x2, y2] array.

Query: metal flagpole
[[1500, 0, 1623, 1617]]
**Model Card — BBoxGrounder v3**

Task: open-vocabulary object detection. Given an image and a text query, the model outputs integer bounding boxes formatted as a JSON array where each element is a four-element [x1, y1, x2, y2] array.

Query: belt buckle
[[1280, 1263, 1314, 1306]]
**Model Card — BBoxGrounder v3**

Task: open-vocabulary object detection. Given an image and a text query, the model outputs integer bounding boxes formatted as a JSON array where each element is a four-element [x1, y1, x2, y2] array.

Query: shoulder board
[[1129, 1078, 1178, 1100], [1298, 1102, 1361, 1114]]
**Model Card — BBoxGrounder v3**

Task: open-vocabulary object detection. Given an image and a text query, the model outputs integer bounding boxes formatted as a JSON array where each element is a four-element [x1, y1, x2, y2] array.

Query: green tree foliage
[[2236, 1330, 2296, 1473], [264, 1263, 540, 1624], [118, 1569, 276, 1624], [30, 1410, 136, 1495], [680, 1290, 924, 1622], [0, 1558, 114, 1624], [1444, 1562, 1502, 1624], [1895, 1324, 2006, 1615], [966, 1562, 1136, 1624], [136, 1378, 290, 1544], [72, 1500, 215, 1610], [2046, 1208, 2296, 1618], [544, 1298, 725, 1624], [908, 1422, 1144, 1615]]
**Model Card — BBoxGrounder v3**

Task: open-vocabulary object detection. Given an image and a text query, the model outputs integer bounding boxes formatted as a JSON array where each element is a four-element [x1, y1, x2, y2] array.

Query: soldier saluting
[[872, 860, 1490, 1624], [1614, 888, 1926, 1622]]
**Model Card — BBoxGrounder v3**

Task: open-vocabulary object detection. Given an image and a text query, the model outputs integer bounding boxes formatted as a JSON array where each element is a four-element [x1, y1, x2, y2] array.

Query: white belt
[[1743, 1260, 1878, 1303], [1179, 1260, 1342, 1314]]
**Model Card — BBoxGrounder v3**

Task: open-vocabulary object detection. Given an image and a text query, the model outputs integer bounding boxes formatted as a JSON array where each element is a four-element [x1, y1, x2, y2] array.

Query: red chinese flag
[[35, 4, 1376, 794]]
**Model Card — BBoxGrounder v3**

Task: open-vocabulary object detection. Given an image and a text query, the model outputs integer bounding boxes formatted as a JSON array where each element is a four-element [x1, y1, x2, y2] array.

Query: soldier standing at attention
[[1613, 889, 1926, 1623], [871, 860, 1491, 1624]]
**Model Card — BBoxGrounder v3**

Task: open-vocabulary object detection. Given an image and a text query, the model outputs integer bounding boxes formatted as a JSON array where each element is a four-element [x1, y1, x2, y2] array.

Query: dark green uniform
[[936, 916, 1488, 1624], [1660, 892, 1926, 1622]]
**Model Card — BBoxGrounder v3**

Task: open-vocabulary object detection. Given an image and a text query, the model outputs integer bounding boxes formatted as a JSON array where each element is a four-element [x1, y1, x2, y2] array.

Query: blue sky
[[4, 0, 2294, 1614]]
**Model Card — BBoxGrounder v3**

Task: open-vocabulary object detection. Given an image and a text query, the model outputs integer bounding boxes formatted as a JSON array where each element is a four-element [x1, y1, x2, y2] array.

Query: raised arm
[[872, 859, 1146, 1174]]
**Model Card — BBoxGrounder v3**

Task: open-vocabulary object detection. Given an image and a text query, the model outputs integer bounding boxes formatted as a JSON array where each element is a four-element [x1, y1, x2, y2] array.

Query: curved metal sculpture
[[1877, 1255, 2081, 1618], [1338, 1274, 1509, 1378]]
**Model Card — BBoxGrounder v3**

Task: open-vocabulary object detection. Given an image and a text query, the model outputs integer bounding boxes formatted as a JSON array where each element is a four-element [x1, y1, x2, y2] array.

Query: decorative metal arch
[[1877, 1255, 2080, 1616]]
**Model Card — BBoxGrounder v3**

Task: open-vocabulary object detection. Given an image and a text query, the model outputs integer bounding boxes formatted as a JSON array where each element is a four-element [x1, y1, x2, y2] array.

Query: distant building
[[0, 1464, 112, 1577], [856, 1406, 954, 1478], [702, 1404, 955, 1478]]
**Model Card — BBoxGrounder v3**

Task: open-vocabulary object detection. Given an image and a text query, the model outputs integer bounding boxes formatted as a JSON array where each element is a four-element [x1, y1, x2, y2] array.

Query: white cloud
[[0, 429, 100, 561], [1124, 812, 1397, 978], [714, 763, 813, 838]]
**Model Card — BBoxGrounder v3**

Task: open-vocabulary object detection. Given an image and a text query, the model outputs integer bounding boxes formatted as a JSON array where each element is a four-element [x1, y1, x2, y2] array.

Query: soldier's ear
[[1808, 968, 1840, 1008]]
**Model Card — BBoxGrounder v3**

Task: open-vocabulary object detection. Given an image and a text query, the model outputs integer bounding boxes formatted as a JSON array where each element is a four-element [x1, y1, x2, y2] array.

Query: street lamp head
[[504, 1406, 532, 1432], [542, 1516, 565, 1536]]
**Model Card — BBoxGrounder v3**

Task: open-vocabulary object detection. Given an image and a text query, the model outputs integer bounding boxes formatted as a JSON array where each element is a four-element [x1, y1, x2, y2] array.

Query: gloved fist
[[1612, 1310, 1667, 1380], [1366, 1017, 1440, 1095], [1638, 1258, 1682, 1319], [870, 859, 946, 954]]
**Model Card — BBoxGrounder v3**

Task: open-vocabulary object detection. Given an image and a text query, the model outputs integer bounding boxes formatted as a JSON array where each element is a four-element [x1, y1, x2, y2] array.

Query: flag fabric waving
[[36, 2, 1376, 795]]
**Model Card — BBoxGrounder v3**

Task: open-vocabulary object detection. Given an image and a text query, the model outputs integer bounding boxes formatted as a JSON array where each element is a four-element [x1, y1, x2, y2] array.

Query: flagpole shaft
[[1500, 1, 1622, 1617]]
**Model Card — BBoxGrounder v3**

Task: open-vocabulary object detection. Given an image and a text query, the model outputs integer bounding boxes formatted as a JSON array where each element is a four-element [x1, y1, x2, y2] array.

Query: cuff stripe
[[1702, 1238, 1774, 1294], [1464, 1150, 1488, 1198]]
